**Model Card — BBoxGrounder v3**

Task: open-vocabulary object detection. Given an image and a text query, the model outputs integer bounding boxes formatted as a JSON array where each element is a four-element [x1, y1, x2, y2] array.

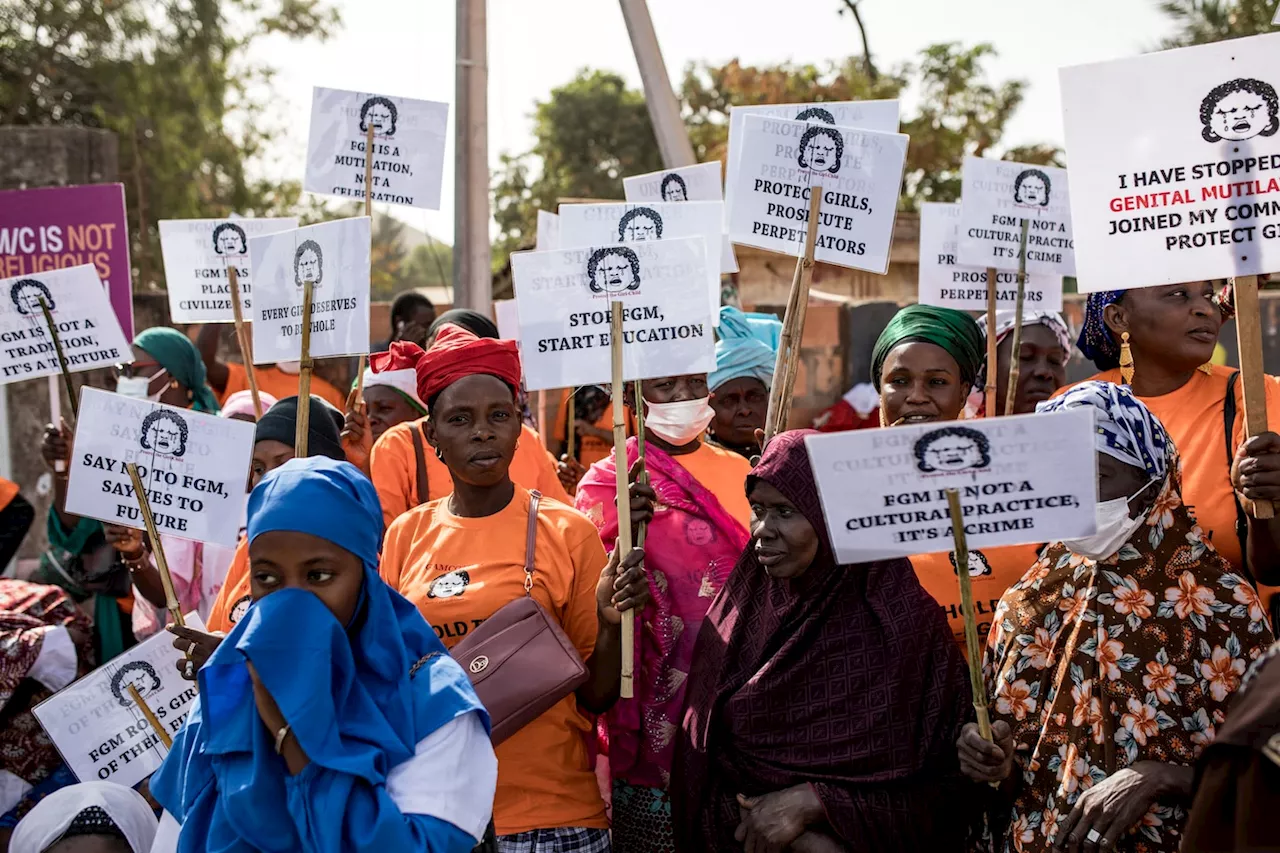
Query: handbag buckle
[[469, 655, 490, 674]]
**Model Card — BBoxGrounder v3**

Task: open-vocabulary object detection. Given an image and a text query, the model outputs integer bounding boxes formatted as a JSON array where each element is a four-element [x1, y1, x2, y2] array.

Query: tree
[[1157, 0, 1278, 46], [491, 70, 664, 260], [0, 0, 339, 292]]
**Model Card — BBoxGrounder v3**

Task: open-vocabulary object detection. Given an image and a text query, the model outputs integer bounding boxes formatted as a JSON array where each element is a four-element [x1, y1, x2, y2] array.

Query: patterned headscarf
[[870, 304, 985, 390], [1076, 290, 1126, 369], [1036, 380, 1172, 481], [979, 310, 1072, 356]]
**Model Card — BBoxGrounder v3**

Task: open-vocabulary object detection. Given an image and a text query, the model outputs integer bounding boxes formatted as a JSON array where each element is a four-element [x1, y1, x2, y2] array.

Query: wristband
[[274, 723, 292, 755]]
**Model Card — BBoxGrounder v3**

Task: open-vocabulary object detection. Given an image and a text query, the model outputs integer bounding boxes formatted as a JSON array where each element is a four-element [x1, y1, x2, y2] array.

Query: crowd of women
[[1, 281, 1279, 853]]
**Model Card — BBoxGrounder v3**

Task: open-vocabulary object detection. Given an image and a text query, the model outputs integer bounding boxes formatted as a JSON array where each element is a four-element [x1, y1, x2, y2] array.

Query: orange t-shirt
[[218, 362, 346, 411], [379, 486, 609, 835], [205, 539, 250, 634], [369, 420, 572, 528], [911, 543, 1044, 647], [552, 389, 632, 468], [669, 441, 754, 531], [1063, 365, 1280, 614], [0, 478, 19, 512]]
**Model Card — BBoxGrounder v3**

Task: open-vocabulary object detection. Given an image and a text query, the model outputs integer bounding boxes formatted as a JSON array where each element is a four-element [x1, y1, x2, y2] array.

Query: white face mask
[[276, 360, 301, 375], [1062, 481, 1154, 560], [644, 397, 715, 446], [116, 372, 168, 403]]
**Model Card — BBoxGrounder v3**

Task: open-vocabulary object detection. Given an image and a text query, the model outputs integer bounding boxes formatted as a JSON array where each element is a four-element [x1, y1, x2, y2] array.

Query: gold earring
[[879, 408, 888, 428], [1119, 332, 1135, 385], [1198, 362, 1214, 376]]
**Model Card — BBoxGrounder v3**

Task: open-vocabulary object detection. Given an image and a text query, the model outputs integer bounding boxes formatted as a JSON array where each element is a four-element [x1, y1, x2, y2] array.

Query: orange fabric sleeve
[[0, 478, 19, 512], [378, 512, 412, 591], [205, 539, 249, 634], [370, 423, 418, 529]]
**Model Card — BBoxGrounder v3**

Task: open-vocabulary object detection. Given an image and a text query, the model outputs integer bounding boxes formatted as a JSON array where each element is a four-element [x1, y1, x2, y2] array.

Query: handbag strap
[[1224, 371, 1256, 586], [410, 422, 430, 508], [524, 490, 541, 596]]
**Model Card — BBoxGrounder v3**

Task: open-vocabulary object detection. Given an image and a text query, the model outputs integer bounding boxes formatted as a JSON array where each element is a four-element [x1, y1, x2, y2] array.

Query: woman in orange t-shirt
[[1071, 284, 1280, 623], [377, 325, 647, 851], [872, 305, 1045, 647]]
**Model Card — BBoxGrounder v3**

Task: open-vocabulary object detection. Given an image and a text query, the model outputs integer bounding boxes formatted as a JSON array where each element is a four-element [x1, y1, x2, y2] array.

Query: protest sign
[[955, 157, 1076, 276], [0, 184, 133, 338], [494, 298, 519, 341], [33, 616, 205, 789], [805, 408, 1096, 564], [65, 388, 255, 547], [558, 201, 724, 315], [304, 87, 449, 210], [727, 115, 908, 273], [623, 163, 738, 274], [159, 218, 298, 323], [249, 217, 371, 363], [1060, 32, 1280, 291], [918, 202, 1063, 311], [511, 236, 714, 391], [0, 265, 131, 385], [536, 211, 559, 250]]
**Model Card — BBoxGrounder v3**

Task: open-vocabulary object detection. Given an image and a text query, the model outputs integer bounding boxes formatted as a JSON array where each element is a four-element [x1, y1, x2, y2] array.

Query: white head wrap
[[10, 782, 159, 853], [363, 367, 426, 412]]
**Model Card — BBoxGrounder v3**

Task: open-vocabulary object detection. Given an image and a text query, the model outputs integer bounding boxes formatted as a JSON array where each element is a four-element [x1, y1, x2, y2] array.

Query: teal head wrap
[[709, 306, 782, 391], [132, 327, 221, 413], [870, 305, 985, 390]]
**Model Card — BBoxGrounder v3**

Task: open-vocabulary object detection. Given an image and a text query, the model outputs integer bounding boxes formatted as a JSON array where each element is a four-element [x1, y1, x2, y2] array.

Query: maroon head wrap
[[370, 324, 521, 406]]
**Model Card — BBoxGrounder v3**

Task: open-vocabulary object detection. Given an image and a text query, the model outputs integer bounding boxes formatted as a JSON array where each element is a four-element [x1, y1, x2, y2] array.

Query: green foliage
[[0, 0, 339, 291], [1157, 0, 1278, 46]]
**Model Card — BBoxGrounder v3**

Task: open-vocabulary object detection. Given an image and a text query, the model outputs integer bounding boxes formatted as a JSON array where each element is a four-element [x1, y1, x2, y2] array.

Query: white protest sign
[[304, 86, 449, 210], [536, 211, 559, 250], [65, 388, 255, 547], [494, 298, 519, 341], [1060, 33, 1280, 292], [955, 157, 1076, 277], [558, 201, 723, 316], [918, 203, 1063, 311], [249, 217, 371, 363], [805, 408, 1097, 564], [623, 163, 738, 274], [728, 115, 908, 273], [511, 236, 714, 391], [159, 218, 298, 324], [33, 615, 204, 789], [0, 265, 131, 385]]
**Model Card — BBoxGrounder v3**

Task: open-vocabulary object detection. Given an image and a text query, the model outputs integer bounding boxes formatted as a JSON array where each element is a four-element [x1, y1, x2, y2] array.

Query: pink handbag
[[451, 490, 589, 745]]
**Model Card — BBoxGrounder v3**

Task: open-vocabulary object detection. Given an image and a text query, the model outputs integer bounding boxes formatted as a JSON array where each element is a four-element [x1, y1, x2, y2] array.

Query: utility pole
[[453, 0, 491, 311], [618, 0, 696, 169]]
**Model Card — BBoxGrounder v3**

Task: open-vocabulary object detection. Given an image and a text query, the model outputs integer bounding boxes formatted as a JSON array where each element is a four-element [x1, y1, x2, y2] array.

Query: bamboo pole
[[610, 303, 634, 699], [763, 186, 823, 442], [633, 377, 648, 552], [1002, 220, 1031, 417], [566, 390, 577, 462], [125, 463, 184, 628], [127, 683, 172, 749], [984, 268, 999, 417], [226, 267, 263, 420], [1233, 273, 1275, 519], [365, 124, 375, 217], [296, 280, 315, 457], [946, 488, 992, 742], [37, 299, 78, 420]]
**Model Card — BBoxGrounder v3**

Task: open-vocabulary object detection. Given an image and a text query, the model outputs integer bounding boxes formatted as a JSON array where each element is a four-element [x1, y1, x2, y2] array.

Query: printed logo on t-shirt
[[948, 549, 994, 578], [229, 594, 252, 625], [427, 569, 471, 599]]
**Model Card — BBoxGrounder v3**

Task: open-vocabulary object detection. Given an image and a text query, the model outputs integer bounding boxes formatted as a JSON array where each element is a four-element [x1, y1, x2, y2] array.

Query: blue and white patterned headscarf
[[1036, 380, 1173, 481], [1076, 291, 1126, 370]]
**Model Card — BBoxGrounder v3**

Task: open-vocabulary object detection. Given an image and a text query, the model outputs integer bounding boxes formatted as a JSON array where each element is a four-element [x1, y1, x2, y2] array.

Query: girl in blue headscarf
[[707, 306, 781, 459], [150, 456, 497, 853]]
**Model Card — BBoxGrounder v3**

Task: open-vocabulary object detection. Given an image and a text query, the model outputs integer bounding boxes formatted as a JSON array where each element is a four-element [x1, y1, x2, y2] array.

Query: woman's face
[[249, 530, 364, 626], [1104, 282, 1220, 374], [426, 374, 520, 488], [251, 439, 294, 490], [996, 324, 1068, 415], [710, 377, 767, 446], [748, 480, 819, 579], [121, 345, 189, 408], [641, 374, 709, 406], [1097, 452, 1153, 517], [364, 386, 420, 442], [878, 342, 969, 425]]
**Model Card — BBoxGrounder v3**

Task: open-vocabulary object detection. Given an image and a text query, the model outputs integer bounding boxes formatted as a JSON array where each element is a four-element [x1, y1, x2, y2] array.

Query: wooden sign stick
[[763, 187, 823, 442], [226, 267, 263, 420], [566, 390, 576, 462], [37, 298, 78, 420], [609, 303, 635, 699], [1233, 273, 1275, 519], [946, 488, 993, 742], [127, 683, 173, 749], [633, 377, 649, 552], [1002, 220, 1031, 417], [295, 280, 315, 457], [365, 124, 375, 217], [125, 463, 185, 628], [984, 269, 999, 417]]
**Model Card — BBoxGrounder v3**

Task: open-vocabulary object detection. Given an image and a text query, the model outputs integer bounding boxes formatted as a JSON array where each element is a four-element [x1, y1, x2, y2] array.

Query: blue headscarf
[[1036, 380, 1173, 481], [1077, 291, 1126, 370], [151, 457, 487, 852], [708, 306, 782, 391]]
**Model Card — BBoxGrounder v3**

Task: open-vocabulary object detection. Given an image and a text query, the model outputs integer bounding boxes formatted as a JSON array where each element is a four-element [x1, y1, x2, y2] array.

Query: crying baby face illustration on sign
[[139, 410, 189, 459], [1013, 169, 1051, 208], [212, 222, 248, 257], [797, 126, 843, 175], [914, 426, 991, 474], [1200, 78, 1280, 143], [9, 278, 54, 316], [586, 246, 641, 297], [359, 96, 398, 138], [293, 240, 324, 289]]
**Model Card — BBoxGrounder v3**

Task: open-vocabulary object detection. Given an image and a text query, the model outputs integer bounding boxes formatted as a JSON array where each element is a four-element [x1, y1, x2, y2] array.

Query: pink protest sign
[[0, 184, 134, 339]]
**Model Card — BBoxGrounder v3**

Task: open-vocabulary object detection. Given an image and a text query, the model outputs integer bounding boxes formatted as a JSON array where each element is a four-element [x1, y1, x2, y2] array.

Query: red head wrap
[[369, 324, 521, 406]]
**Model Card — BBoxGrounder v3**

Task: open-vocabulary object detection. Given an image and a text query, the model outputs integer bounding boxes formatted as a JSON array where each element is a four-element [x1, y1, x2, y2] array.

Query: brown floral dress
[[983, 473, 1273, 853]]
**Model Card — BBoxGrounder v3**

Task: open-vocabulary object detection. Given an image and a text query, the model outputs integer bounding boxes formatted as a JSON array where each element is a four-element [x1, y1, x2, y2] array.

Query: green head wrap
[[132, 327, 221, 413], [870, 305, 985, 390]]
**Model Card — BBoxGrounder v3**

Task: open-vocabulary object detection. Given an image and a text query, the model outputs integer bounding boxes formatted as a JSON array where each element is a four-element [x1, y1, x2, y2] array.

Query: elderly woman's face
[[997, 324, 1068, 415], [365, 385, 420, 442], [748, 480, 819, 579], [1212, 90, 1271, 141], [879, 342, 970, 425], [710, 376, 767, 447]]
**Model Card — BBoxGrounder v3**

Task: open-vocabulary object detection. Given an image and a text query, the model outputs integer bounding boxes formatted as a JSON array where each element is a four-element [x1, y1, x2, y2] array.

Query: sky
[[247, 0, 1179, 244]]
